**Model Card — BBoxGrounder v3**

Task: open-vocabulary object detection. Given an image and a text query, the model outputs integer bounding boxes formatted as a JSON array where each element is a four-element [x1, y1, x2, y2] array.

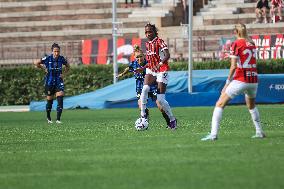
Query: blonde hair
[[234, 23, 254, 44], [133, 44, 144, 56]]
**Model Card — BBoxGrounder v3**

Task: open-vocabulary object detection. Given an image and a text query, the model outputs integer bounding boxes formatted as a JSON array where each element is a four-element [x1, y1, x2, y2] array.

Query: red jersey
[[230, 38, 258, 83], [145, 37, 170, 72], [271, 0, 283, 7]]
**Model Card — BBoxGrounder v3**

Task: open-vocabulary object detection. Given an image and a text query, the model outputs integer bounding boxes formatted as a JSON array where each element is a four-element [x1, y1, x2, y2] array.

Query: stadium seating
[[0, 1, 146, 66], [0, 0, 283, 67], [159, 0, 284, 61]]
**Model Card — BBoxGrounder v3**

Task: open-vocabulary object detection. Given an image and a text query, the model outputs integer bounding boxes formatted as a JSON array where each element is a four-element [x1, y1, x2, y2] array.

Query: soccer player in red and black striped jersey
[[202, 23, 265, 141], [139, 23, 177, 129]]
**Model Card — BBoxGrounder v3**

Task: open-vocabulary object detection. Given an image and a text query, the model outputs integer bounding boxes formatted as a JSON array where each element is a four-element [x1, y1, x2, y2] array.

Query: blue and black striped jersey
[[41, 55, 67, 86], [128, 59, 147, 79]]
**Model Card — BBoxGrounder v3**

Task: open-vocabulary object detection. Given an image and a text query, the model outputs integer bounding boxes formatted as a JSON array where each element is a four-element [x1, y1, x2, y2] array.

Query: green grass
[[0, 105, 283, 189]]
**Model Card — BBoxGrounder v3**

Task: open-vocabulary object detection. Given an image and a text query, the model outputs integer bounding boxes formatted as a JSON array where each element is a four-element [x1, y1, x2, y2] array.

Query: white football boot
[[251, 132, 266, 139], [201, 134, 218, 141]]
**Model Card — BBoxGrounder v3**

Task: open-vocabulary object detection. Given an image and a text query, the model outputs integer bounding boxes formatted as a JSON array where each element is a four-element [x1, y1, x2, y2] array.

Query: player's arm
[[117, 67, 130, 78], [228, 57, 237, 81], [63, 62, 70, 74], [159, 38, 170, 64], [226, 41, 237, 85], [161, 49, 170, 63], [222, 57, 237, 93], [157, 48, 170, 69], [34, 58, 47, 73], [61, 58, 70, 78]]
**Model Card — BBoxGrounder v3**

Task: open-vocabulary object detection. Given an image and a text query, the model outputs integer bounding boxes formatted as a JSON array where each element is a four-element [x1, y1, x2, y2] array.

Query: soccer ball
[[135, 118, 149, 131]]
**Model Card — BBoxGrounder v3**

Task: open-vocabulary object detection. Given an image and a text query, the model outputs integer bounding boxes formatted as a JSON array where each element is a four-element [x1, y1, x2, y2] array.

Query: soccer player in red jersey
[[270, 0, 283, 22], [139, 23, 177, 129], [202, 24, 266, 141]]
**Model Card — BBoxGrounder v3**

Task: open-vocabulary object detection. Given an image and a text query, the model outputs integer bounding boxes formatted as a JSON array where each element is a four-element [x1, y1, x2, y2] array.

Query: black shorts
[[148, 91, 157, 101], [45, 84, 64, 96]]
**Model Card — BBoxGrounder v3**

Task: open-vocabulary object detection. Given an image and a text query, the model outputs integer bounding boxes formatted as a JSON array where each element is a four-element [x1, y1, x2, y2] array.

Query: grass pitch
[[0, 105, 283, 189]]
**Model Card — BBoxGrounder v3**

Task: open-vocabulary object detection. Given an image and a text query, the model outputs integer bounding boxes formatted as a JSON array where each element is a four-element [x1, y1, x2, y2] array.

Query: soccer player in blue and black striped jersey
[[34, 43, 70, 124], [117, 45, 170, 126]]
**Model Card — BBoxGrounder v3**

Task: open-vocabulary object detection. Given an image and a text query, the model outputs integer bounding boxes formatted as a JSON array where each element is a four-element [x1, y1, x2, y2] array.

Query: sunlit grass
[[0, 105, 283, 189]]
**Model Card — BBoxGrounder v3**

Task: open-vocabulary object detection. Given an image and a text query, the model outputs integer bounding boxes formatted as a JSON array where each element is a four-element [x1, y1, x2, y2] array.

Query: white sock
[[157, 94, 175, 121], [210, 107, 223, 136], [140, 85, 150, 117], [249, 107, 263, 133]]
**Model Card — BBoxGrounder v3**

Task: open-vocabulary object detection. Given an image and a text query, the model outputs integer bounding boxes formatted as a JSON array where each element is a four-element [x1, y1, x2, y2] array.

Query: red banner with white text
[[81, 38, 147, 65], [218, 34, 284, 60]]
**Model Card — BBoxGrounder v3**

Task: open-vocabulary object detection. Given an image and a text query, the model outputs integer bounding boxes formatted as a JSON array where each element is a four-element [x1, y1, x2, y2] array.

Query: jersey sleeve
[[41, 55, 47, 64], [158, 38, 168, 52], [128, 62, 135, 72], [229, 41, 239, 59], [62, 56, 67, 65], [40, 55, 49, 67]]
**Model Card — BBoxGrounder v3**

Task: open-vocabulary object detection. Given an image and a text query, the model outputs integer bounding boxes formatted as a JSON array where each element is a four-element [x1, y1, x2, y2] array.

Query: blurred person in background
[[255, 0, 270, 23], [140, 0, 149, 7], [270, 0, 283, 22], [34, 43, 70, 124], [125, 0, 134, 8]]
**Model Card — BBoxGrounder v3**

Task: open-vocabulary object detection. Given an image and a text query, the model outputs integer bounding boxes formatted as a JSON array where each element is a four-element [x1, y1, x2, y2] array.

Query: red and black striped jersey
[[230, 38, 258, 83], [145, 37, 170, 72], [271, 0, 283, 7]]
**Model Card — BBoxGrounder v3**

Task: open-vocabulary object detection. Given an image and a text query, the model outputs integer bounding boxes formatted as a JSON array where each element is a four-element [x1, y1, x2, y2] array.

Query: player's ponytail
[[234, 23, 254, 44], [51, 43, 60, 51], [234, 23, 247, 38], [133, 44, 145, 59], [133, 44, 144, 54], [133, 44, 141, 52]]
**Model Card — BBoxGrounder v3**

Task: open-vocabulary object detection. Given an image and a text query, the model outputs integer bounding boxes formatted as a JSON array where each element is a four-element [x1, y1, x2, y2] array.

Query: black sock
[[145, 108, 149, 119], [46, 99, 53, 120], [56, 96, 63, 121], [162, 111, 170, 126]]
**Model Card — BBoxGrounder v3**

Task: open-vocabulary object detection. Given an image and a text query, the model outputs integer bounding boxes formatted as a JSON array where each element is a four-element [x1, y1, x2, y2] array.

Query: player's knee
[[142, 85, 150, 94], [155, 100, 163, 111], [247, 104, 255, 110], [141, 86, 150, 104], [157, 104, 163, 112], [215, 101, 226, 108], [157, 94, 166, 104]]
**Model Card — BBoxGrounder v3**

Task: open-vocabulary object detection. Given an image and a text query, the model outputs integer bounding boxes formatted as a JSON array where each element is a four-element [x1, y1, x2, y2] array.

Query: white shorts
[[146, 68, 169, 84], [225, 80, 258, 99]]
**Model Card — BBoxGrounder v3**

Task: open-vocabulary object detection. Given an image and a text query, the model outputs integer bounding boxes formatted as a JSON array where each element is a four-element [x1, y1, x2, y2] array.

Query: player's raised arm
[[61, 59, 70, 78], [64, 61, 70, 73], [117, 67, 130, 78], [34, 58, 47, 73]]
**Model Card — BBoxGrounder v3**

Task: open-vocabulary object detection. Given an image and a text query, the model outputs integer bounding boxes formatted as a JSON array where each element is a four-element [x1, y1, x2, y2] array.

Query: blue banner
[[30, 70, 284, 111]]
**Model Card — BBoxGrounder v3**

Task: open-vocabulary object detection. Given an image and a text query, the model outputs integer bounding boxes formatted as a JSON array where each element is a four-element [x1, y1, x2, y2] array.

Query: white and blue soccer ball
[[135, 118, 149, 131]]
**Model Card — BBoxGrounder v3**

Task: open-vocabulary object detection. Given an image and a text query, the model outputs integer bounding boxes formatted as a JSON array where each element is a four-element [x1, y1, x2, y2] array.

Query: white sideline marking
[[0, 105, 29, 112]]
